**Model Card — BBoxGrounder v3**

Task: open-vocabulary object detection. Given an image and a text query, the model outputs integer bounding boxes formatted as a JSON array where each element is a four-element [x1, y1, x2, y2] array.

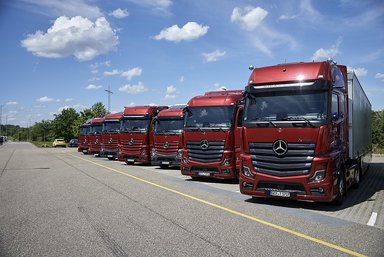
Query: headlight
[[308, 169, 326, 182], [151, 148, 156, 158], [141, 149, 147, 156], [242, 165, 255, 178], [221, 158, 231, 166], [176, 149, 182, 159]]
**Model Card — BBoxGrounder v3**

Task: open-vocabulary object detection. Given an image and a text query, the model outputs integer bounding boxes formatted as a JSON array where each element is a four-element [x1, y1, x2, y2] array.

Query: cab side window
[[332, 94, 339, 120]]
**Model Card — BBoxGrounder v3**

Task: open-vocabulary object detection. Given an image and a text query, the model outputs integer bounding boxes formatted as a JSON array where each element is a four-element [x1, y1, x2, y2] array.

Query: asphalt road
[[0, 142, 383, 257]]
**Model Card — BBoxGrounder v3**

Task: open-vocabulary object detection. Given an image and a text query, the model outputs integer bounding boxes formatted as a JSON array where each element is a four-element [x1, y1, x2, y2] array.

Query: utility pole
[[105, 85, 113, 113]]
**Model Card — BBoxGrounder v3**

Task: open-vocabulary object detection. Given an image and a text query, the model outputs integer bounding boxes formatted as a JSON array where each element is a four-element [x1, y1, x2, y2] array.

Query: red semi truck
[[118, 106, 168, 165], [101, 112, 123, 160], [239, 60, 371, 204], [181, 90, 243, 179], [151, 105, 185, 168], [88, 117, 104, 156], [78, 120, 91, 154]]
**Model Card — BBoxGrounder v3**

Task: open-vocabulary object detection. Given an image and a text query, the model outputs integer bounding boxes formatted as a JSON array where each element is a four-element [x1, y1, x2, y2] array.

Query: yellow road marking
[[69, 153, 367, 257]]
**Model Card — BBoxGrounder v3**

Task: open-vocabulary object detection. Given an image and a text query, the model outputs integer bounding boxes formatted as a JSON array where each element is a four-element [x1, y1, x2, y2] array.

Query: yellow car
[[52, 139, 66, 147]]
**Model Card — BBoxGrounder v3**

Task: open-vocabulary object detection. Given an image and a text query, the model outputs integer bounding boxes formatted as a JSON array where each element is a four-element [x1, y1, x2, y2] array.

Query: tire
[[126, 160, 134, 165], [352, 163, 361, 189], [333, 170, 346, 205]]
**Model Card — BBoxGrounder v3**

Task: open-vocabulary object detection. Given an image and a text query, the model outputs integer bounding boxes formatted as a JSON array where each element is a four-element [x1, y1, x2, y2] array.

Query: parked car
[[52, 139, 66, 147], [69, 139, 78, 147]]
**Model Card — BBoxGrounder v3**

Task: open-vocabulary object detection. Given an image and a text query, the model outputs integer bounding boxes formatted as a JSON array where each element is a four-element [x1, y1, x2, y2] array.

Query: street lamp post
[[105, 85, 113, 113]]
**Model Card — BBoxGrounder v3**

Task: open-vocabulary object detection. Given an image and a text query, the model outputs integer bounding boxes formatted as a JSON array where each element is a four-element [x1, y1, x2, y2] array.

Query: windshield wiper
[[253, 118, 278, 128], [284, 116, 316, 128]]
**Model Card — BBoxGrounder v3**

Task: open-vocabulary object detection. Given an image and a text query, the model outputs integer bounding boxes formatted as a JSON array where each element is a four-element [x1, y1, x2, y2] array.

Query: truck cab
[[240, 60, 371, 203], [181, 90, 243, 179], [101, 113, 123, 160], [88, 117, 104, 157], [151, 105, 185, 168], [78, 120, 91, 154], [118, 106, 168, 165]]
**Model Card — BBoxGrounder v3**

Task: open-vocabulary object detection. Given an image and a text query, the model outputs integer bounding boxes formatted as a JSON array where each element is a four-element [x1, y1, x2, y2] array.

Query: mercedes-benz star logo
[[128, 138, 134, 146], [163, 142, 169, 150], [272, 139, 288, 156], [200, 139, 209, 150]]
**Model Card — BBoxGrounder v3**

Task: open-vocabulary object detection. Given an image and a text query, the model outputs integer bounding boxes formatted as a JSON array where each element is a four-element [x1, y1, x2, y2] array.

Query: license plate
[[198, 172, 210, 177], [127, 159, 135, 162], [82, 150, 87, 153], [161, 161, 170, 165], [268, 190, 291, 198], [107, 155, 113, 158]]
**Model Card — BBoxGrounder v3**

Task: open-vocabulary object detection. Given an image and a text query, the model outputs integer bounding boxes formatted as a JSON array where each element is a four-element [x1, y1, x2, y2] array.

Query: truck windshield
[[155, 118, 184, 135], [185, 106, 234, 129], [121, 119, 150, 132], [90, 125, 103, 134], [79, 127, 90, 136], [103, 121, 120, 133], [244, 91, 328, 123]]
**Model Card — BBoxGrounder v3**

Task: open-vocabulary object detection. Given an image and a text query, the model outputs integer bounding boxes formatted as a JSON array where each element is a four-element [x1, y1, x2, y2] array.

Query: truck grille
[[249, 142, 315, 177], [120, 138, 143, 153], [155, 140, 179, 155], [187, 141, 224, 163]]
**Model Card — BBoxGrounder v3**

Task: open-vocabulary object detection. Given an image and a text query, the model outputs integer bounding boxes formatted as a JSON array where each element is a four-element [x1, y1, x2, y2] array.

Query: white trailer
[[347, 71, 372, 171]]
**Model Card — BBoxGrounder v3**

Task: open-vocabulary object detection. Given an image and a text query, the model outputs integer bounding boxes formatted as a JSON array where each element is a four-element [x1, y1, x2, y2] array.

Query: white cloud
[[231, 6, 268, 31], [180, 76, 185, 82], [37, 96, 55, 102], [164, 85, 177, 99], [154, 22, 209, 42], [109, 8, 129, 19], [65, 98, 74, 102], [6, 101, 19, 105], [119, 81, 148, 94], [278, 14, 297, 20], [347, 67, 368, 77], [104, 67, 142, 80], [128, 0, 172, 11], [311, 37, 342, 61], [104, 69, 121, 76], [202, 50, 226, 62], [121, 67, 142, 80], [375, 73, 384, 82], [20, 0, 103, 19], [21, 16, 119, 61], [85, 84, 102, 90]]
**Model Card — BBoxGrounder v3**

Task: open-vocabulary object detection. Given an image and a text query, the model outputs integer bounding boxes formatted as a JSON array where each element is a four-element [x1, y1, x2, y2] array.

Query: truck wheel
[[352, 163, 361, 189], [333, 171, 346, 205], [126, 160, 134, 165]]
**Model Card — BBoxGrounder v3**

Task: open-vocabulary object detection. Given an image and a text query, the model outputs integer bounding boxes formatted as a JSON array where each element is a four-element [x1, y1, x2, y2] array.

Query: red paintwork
[[248, 62, 333, 84], [152, 107, 184, 167], [118, 106, 168, 164], [240, 61, 354, 202], [88, 117, 104, 156], [101, 113, 123, 159], [78, 121, 90, 153], [181, 90, 243, 179]]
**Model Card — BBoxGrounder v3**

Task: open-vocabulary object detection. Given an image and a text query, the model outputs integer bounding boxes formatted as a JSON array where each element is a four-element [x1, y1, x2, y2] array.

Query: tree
[[53, 108, 79, 142], [372, 110, 384, 149], [91, 102, 108, 117]]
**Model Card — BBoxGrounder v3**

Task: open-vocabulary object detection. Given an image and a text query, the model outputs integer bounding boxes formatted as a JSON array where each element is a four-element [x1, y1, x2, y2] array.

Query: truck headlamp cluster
[[221, 158, 231, 166], [308, 170, 326, 182], [242, 166, 255, 178]]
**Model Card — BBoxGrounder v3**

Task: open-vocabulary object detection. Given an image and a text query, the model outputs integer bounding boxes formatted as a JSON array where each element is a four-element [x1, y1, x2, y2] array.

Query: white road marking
[[367, 212, 377, 226]]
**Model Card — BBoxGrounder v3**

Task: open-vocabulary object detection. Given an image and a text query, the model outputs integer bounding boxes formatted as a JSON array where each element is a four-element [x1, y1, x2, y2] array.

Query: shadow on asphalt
[[245, 162, 384, 212]]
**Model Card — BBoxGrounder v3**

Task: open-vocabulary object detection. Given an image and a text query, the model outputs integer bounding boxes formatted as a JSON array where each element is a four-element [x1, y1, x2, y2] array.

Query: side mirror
[[332, 112, 339, 121]]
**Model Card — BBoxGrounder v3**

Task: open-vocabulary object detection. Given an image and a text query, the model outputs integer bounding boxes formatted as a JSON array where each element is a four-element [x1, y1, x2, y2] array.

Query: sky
[[0, 0, 383, 127]]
